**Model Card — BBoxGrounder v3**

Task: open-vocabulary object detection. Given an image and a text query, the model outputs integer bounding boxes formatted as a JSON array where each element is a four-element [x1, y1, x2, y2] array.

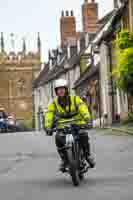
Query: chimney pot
[[71, 10, 74, 16], [61, 11, 64, 17], [66, 10, 69, 16]]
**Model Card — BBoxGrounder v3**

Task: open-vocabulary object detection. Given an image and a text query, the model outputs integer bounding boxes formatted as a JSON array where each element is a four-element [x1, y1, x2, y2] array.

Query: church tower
[[0, 33, 42, 121]]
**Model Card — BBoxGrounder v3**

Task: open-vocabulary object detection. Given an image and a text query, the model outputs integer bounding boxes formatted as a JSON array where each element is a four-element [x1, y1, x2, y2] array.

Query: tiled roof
[[41, 56, 66, 84], [93, 2, 127, 45], [33, 64, 49, 88], [42, 53, 80, 84], [98, 10, 115, 25], [74, 64, 99, 89], [34, 9, 116, 89]]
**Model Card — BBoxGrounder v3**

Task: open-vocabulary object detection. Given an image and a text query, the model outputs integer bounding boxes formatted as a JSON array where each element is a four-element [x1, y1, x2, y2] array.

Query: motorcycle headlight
[[66, 134, 74, 146]]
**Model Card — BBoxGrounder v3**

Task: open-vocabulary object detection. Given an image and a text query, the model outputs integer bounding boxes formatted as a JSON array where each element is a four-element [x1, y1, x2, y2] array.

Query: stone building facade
[[0, 33, 41, 121]]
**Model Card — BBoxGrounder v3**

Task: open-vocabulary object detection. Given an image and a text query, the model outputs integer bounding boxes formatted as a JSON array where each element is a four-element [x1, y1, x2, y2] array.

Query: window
[[17, 78, 26, 96]]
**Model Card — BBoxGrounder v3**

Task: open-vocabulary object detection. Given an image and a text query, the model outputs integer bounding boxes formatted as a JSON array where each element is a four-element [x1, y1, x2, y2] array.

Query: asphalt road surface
[[0, 129, 133, 200]]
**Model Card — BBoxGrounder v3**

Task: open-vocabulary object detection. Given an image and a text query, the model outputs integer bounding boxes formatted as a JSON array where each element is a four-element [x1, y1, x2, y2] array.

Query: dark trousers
[[55, 131, 91, 161]]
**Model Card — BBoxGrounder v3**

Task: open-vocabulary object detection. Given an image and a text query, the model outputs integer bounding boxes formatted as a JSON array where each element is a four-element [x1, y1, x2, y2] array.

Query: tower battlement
[[0, 32, 41, 65], [0, 51, 41, 65]]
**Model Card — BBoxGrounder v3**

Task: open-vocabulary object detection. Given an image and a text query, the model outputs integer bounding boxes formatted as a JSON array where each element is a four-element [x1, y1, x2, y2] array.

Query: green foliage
[[114, 30, 133, 95], [116, 30, 133, 50], [121, 112, 133, 124], [117, 47, 133, 92], [80, 54, 89, 73], [128, 112, 133, 121], [24, 118, 33, 130]]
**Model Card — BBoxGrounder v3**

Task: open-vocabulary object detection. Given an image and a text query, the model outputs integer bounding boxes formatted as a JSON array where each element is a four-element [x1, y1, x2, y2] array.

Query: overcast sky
[[0, 0, 114, 61]]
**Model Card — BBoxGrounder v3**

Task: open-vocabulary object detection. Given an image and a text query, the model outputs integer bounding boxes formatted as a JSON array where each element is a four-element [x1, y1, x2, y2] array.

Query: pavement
[[102, 123, 133, 135], [0, 130, 133, 199], [112, 125, 133, 135]]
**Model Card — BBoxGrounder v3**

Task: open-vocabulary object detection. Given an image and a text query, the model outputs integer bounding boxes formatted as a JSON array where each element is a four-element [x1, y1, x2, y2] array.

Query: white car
[[7, 115, 16, 132]]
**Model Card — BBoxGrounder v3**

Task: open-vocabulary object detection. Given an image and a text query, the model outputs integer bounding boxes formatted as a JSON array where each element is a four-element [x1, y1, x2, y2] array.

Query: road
[[0, 129, 133, 200]]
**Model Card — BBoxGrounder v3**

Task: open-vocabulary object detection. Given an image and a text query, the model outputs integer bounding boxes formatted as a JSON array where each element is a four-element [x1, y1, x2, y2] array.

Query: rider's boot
[[84, 143, 96, 168], [59, 160, 67, 172], [58, 149, 67, 172], [86, 153, 96, 168]]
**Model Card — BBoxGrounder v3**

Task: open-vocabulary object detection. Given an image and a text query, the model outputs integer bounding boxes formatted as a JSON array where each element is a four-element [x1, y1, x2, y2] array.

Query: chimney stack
[[60, 10, 76, 47], [82, 0, 99, 33], [114, 0, 118, 8]]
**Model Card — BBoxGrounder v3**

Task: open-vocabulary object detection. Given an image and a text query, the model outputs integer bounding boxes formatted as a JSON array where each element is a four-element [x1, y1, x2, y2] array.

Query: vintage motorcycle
[[52, 120, 91, 186]]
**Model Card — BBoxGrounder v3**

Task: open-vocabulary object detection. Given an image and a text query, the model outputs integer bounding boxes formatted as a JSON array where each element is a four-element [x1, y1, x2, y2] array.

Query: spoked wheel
[[67, 148, 80, 186], [79, 150, 85, 181]]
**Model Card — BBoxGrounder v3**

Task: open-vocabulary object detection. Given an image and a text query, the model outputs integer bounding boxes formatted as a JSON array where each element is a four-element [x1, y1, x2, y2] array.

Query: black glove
[[46, 128, 53, 136]]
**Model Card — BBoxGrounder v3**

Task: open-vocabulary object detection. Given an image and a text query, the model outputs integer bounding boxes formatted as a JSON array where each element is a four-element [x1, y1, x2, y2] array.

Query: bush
[[114, 30, 133, 95], [121, 112, 133, 125], [116, 30, 133, 50], [128, 112, 133, 122], [117, 47, 133, 93], [24, 118, 33, 130]]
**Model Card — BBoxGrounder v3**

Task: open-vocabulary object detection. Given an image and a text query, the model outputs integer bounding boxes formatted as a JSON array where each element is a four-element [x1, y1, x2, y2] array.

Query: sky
[[0, 0, 114, 62]]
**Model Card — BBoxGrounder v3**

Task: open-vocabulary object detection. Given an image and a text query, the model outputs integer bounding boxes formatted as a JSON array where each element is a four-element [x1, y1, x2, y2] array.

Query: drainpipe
[[107, 41, 115, 124], [98, 71, 102, 127]]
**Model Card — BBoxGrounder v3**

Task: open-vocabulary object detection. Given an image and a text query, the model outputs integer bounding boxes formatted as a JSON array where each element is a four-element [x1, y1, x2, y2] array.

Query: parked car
[[0, 118, 8, 133], [7, 115, 16, 132]]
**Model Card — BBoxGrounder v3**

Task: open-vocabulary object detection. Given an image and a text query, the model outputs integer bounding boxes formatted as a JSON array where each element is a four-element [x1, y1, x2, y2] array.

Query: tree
[[116, 30, 133, 50], [114, 30, 133, 95]]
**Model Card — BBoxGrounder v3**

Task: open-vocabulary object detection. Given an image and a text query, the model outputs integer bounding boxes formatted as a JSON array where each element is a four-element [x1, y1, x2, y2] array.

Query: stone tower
[[60, 10, 77, 47], [0, 33, 41, 121], [82, 0, 99, 33]]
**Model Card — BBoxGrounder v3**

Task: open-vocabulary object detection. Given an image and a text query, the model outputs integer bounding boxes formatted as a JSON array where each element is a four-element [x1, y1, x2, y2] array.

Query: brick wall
[[82, 0, 99, 33], [60, 10, 77, 47]]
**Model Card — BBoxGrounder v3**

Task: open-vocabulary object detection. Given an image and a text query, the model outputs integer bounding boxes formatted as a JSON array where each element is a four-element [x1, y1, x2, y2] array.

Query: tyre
[[79, 149, 85, 181], [67, 148, 80, 186], [79, 173, 84, 181]]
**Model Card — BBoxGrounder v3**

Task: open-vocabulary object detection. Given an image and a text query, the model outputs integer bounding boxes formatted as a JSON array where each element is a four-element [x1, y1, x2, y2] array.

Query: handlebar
[[52, 123, 92, 132], [54, 118, 80, 125]]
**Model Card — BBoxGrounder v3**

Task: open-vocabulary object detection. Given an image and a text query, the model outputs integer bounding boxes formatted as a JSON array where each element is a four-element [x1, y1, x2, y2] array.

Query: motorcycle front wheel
[[67, 148, 80, 186]]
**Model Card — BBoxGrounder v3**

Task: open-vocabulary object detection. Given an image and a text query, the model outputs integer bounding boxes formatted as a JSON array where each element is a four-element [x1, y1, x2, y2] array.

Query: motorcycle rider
[[45, 79, 95, 171]]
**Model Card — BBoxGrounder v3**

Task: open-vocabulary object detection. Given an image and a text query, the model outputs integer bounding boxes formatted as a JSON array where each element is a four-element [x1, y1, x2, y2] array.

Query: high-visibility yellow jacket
[[45, 95, 91, 129]]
